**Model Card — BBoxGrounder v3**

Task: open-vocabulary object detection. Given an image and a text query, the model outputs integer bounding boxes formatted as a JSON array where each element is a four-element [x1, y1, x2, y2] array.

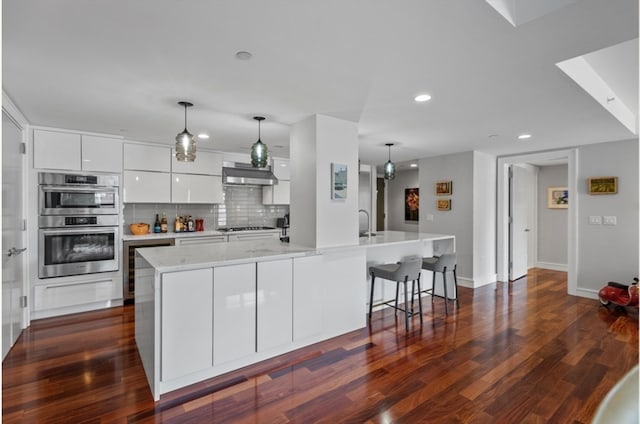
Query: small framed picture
[[331, 163, 348, 200], [405, 188, 419, 221], [547, 187, 568, 209], [437, 198, 451, 211], [588, 176, 617, 195], [435, 180, 452, 196]]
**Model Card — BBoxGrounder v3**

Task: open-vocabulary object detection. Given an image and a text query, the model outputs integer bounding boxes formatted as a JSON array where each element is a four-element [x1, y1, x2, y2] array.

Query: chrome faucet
[[358, 209, 371, 238]]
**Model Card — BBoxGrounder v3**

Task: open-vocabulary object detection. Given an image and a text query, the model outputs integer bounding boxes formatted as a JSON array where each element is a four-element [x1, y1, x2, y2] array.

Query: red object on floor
[[598, 279, 639, 308]]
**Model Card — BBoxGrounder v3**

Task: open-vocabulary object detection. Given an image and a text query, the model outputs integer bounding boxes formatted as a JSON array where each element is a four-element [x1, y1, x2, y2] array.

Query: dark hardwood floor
[[3, 269, 638, 423]]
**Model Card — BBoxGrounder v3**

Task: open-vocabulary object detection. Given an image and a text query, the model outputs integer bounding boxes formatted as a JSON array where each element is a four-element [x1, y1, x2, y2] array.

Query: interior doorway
[[497, 149, 577, 295]]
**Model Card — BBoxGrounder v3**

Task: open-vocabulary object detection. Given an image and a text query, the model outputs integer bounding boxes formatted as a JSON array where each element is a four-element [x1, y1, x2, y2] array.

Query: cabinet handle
[[7, 247, 27, 257]]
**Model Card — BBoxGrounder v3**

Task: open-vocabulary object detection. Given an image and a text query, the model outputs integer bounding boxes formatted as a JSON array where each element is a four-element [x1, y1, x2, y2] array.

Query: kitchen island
[[135, 231, 454, 400]]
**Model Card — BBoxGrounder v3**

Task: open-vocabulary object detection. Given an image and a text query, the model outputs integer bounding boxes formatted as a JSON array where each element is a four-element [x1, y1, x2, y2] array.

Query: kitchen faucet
[[358, 209, 371, 238]]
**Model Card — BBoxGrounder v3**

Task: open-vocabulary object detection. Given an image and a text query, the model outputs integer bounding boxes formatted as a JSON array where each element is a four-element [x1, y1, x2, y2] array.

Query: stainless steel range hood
[[222, 163, 278, 185]]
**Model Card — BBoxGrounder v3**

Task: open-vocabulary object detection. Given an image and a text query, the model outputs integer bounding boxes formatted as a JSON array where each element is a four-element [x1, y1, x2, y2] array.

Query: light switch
[[603, 216, 617, 225], [426, 214, 434, 222], [588, 216, 602, 225]]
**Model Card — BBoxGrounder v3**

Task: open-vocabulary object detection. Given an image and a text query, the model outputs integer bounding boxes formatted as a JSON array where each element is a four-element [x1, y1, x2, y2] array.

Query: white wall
[[473, 151, 497, 285], [290, 114, 359, 248], [387, 169, 419, 232], [537, 164, 568, 268], [576, 139, 638, 295]]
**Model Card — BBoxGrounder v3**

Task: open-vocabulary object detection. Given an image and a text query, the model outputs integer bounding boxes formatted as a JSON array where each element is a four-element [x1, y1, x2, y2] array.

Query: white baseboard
[[575, 287, 599, 300], [458, 274, 497, 289], [535, 261, 568, 272]]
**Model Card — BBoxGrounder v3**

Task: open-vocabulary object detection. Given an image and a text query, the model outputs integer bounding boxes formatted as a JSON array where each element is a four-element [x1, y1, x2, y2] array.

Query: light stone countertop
[[122, 229, 280, 241], [136, 231, 454, 273]]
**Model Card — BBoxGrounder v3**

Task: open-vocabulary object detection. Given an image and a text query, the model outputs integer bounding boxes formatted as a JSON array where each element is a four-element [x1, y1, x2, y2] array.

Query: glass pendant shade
[[175, 101, 196, 162], [384, 143, 395, 180], [251, 116, 269, 168]]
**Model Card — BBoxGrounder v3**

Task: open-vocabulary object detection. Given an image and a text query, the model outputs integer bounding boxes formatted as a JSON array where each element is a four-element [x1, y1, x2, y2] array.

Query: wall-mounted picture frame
[[437, 198, 451, 211], [435, 180, 452, 196], [547, 186, 568, 209], [331, 163, 348, 200], [405, 188, 419, 221], [588, 176, 617, 195]]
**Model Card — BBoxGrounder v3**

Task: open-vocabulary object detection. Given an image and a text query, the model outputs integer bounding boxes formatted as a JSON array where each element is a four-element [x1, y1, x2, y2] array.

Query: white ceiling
[[3, 0, 638, 167]]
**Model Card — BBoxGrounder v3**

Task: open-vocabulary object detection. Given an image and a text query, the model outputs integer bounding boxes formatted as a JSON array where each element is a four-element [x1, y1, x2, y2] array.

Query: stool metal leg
[[403, 276, 409, 331], [369, 274, 375, 321], [394, 282, 400, 313], [443, 268, 449, 315], [416, 278, 423, 324], [453, 266, 459, 306], [431, 272, 436, 304]]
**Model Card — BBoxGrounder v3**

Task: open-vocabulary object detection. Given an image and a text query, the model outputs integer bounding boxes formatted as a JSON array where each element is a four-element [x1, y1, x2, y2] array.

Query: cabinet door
[[272, 158, 290, 181], [257, 259, 293, 352], [227, 232, 279, 242], [161, 269, 213, 382], [123, 170, 171, 203], [171, 149, 223, 176], [175, 235, 226, 246], [82, 136, 123, 172], [213, 263, 256, 365], [171, 173, 223, 204], [263, 181, 290, 205], [293, 255, 324, 340], [33, 130, 81, 170], [123, 143, 171, 172]]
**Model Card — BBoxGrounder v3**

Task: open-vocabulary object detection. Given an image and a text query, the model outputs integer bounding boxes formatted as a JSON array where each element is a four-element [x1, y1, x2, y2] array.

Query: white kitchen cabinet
[[33, 277, 120, 312], [175, 235, 227, 246], [171, 174, 223, 204], [123, 143, 171, 172], [272, 158, 290, 180], [213, 263, 256, 365], [263, 181, 290, 205], [161, 268, 213, 382], [123, 170, 171, 203], [257, 259, 293, 352], [33, 129, 81, 170], [222, 152, 251, 165], [171, 149, 222, 176], [292, 255, 324, 341], [227, 232, 279, 242], [81, 135, 123, 172]]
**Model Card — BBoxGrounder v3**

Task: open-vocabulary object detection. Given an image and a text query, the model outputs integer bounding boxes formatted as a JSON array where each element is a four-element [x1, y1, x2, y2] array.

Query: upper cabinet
[[263, 158, 290, 205], [33, 130, 123, 172], [171, 149, 222, 176], [123, 143, 171, 172], [272, 158, 290, 181], [171, 174, 223, 204]]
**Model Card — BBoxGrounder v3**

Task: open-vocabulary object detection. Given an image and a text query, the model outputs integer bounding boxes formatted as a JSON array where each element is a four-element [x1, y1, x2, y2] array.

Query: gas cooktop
[[217, 226, 276, 232]]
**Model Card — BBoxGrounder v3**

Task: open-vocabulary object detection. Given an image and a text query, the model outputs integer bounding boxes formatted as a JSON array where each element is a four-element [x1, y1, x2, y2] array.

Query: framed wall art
[[331, 163, 348, 200], [588, 176, 617, 195], [405, 188, 419, 221], [547, 186, 568, 209], [435, 180, 452, 196], [437, 198, 451, 211]]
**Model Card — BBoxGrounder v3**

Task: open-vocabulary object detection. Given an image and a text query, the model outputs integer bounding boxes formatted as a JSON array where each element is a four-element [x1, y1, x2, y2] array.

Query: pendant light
[[384, 143, 395, 180], [175, 101, 196, 162], [251, 116, 268, 168]]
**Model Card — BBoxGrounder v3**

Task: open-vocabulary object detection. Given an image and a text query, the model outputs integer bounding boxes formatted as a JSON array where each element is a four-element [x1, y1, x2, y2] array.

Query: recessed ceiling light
[[518, 134, 532, 140], [414, 94, 432, 102], [488, 134, 499, 139], [198, 133, 210, 139], [235, 51, 252, 60], [410, 163, 418, 168]]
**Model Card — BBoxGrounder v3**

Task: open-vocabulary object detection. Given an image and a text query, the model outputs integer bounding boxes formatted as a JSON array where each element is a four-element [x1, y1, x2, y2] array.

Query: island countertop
[[136, 231, 455, 273]]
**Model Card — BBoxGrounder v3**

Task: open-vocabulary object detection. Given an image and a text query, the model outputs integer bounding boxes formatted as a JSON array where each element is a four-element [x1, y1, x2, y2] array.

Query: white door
[[2, 110, 26, 359], [509, 165, 529, 281]]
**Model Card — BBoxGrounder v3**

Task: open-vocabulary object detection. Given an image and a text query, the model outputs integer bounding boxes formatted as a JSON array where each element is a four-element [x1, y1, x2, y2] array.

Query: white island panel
[[257, 259, 293, 352], [293, 255, 324, 341], [213, 263, 256, 365], [161, 269, 213, 382]]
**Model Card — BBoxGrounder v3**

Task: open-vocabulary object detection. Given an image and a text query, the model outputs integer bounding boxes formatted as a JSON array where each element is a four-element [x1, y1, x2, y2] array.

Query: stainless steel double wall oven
[[38, 172, 120, 278]]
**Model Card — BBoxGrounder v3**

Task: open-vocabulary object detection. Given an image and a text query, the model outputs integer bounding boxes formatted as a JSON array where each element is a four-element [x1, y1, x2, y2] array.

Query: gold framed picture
[[435, 180, 452, 196], [588, 176, 617, 195], [547, 187, 568, 209], [437, 198, 451, 211]]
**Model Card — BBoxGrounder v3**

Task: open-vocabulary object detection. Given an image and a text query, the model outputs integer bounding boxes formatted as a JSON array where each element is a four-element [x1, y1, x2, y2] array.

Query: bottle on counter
[[174, 215, 180, 232], [187, 215, 194, 232], [153, 214, 161, 233], [160, 212, 168, 233]]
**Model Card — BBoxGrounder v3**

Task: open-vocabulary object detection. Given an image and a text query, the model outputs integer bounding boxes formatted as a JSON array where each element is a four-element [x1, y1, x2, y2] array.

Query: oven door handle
[[40, 227, 119, 236], [40, 185, 117, 193]]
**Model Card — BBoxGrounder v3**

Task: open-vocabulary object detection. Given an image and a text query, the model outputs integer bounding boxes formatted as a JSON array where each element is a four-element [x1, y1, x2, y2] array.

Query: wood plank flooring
[[3, 269, 638, 423]]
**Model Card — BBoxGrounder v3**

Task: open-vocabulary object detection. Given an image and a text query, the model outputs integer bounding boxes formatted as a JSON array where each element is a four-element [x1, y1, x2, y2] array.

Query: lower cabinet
[[257, 259, 293, 352], [213, 263, 256, 365], [161, 269, 213, 382], [292, 255, 324, 341]]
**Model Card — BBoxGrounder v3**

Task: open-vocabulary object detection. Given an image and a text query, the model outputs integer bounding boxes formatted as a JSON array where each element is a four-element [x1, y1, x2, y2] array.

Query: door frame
[[2, 92, 30, 330], [497, 149, 577, 294]]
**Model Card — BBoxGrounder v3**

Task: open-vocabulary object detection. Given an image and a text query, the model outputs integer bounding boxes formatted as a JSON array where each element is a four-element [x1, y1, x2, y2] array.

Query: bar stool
[[368, 257, 423, 331], [421, 253, 458, 315]]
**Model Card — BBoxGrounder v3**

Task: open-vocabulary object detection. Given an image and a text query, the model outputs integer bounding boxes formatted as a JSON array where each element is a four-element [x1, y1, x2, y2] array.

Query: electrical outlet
[[588, 216, 602, 225], [603, 216, 617, 225]]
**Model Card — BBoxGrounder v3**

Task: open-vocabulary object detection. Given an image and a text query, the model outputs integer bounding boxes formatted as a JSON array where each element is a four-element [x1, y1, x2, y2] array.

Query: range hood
[[222, 163, 278, 185]]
